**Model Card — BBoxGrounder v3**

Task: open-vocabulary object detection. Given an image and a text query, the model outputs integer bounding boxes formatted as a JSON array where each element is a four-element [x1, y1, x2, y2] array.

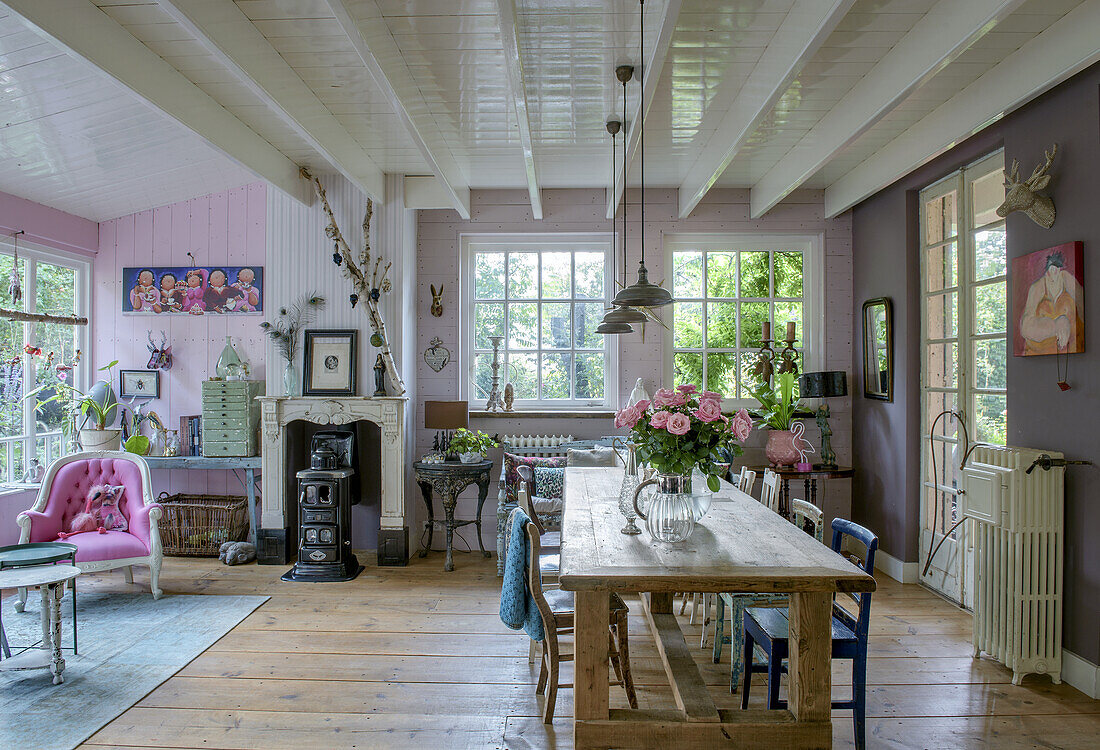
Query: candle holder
[[485, 335, 505, 411], [777, 338, 800, 377], [752, 339, 777, 387]]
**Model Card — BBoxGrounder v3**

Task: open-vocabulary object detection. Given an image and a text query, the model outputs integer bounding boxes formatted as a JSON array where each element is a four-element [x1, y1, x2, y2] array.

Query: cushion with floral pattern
[[533, 466, 565, 499], [502, 453, 565, 502]]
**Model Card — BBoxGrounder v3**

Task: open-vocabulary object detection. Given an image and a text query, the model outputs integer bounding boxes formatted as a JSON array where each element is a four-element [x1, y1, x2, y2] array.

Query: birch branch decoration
[[301, 168, 405, 396]]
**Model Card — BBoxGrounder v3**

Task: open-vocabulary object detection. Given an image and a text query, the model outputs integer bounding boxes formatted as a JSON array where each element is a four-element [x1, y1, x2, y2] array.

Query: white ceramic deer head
[[997, 144, 1057, 229]]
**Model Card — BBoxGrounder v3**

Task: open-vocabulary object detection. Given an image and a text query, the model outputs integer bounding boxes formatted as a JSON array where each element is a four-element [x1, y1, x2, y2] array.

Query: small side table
[[0, 563, 80, 684], [748, 465, 854, 519], [0, 541, 79, 658], [414, 459, 494, 572]]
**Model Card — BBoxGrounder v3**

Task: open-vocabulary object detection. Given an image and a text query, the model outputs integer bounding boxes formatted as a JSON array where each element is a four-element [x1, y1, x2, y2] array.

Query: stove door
[[300, 480, 338, 508]]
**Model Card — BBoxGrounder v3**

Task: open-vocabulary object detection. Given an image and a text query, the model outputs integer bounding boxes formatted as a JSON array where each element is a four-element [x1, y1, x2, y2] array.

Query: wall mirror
[[862, 297, 893, 401]]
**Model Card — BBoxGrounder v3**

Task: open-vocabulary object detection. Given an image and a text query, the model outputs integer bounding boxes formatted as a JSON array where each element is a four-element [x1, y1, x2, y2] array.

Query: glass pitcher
[[632, 473, 696, 544]]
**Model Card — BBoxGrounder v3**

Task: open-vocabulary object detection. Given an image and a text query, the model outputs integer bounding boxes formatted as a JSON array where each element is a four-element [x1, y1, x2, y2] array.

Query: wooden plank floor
[[30, 553, 1093, 749]]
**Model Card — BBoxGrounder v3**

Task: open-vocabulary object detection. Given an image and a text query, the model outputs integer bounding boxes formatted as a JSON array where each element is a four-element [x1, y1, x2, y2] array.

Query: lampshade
[[424, 400, 469, 430], [602, 305, 647, 324], [595, 320, 634, 334], [612, 262, 674, 307], [799, 371, 848, 399]]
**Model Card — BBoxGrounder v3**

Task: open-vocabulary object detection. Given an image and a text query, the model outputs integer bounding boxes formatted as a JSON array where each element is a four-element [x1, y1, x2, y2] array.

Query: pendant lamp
[[612, 0, 674, 309], [596, 118, 634, 335]]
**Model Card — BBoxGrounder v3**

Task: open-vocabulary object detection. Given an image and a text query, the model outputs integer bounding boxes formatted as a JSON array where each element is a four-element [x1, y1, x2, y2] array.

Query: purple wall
[[852, 62, 1100, 664]]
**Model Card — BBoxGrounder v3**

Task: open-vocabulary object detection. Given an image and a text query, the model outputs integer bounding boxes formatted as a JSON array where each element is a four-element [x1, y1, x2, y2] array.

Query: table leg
[[809, 478, 818, 508], [574, 589, 610, 750], [40, 586, 49, 651], [442, 490, 458, 572], [245, 468, 257, 546], [780, 478, 791, 519], [49, 583, 65, 685], [788, 591, 832, 746], [474, 477, 491, 558], [417, 481, 435, 558]]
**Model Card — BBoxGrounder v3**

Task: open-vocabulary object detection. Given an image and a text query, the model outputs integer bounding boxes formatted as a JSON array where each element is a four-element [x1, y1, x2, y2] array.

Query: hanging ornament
[[8, 230, 23, 305], [333, 242, 343, 266], [349, 293, 359, 308]]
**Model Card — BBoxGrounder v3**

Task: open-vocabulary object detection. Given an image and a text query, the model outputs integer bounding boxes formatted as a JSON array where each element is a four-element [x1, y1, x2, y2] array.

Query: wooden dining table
[[559, 467, 875, 749]]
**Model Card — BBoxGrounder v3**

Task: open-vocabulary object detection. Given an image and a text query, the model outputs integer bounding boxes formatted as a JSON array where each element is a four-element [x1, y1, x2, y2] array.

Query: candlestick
[[786, 321, 797, 342], [762, 320, 771, 341]]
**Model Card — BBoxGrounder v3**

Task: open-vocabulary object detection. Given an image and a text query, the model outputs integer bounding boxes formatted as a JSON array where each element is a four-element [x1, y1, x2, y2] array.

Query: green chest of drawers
[[201, 380, 264, 457]]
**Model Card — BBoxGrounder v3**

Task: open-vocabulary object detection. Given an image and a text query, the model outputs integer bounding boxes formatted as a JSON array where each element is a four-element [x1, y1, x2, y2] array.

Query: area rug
[[0, 590, 268, 750]]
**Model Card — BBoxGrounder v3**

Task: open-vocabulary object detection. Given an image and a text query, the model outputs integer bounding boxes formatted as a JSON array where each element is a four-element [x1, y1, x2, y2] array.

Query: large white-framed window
[[665, 234, 824, 406], [460, 234, 616, 408], [0, 236, 91, 484], [918, 149, 1006, 603]]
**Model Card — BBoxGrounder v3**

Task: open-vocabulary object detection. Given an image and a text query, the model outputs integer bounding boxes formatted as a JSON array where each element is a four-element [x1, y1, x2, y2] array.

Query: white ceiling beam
[[676, 0, 853, 219], [0, 0, 310, 206], [157, 0, 385, 201], [605, 0, 682, 220], [325, 0, 471, 220], [751, 0, 1025, 219], [824, 0, 1100, 218], [495, 0, 542, 220]]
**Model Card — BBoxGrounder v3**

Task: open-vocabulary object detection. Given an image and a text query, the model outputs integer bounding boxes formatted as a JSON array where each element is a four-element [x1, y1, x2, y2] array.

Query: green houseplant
[[748, 371, 806, 466], [27, 360, 122, 452], [447, 428, 498, 463]]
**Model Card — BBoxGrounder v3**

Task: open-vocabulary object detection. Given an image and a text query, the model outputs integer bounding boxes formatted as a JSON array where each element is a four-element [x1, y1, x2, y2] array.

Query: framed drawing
[[303, 330, 358, 396], [122, 265, 263, 314], [862, 297, 893, 401], [1012, 241, 1084, 356], [119, 369, 160, 399]]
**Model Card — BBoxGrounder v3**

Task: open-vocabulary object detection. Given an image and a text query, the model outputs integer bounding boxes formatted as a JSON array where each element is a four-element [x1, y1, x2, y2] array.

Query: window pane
[[474, 252, 505, 299], [926, 292, 957, 340], [574, 302, 604, 349], [924, 191, 957, 244], [973, 283, 1006, 335], [925, 343, 957, 388], [739, 251, 769, 297], [673, 251, 703, 298], [541, 302, 571, 349], [925, 242, 957, 291], [541, 252, 571, 299], [739, 302, 769, 348], [738, 351, 760, 398], [974, 338, 1007, 390], [574, 252, 604, 299], [705, 353, 737, 398], [707, 301, 737, 349], [508, 302, 538, 349], [474, 303, 504, 348], [34, 263, 79, 436], [673, 352, 703, 391], [974, 227, 1006, 280], [472, 353, 493, 400], [541, 353, 571, 399], [507, 353, 537, 399], [975, 393, 1007, 445], [924, 391, 959, 439], [673, 302, 703, 349], [575, 353, 605, 400], [706, 252, 736, 297], [774, 252, 802, 297], [508, 252, 538, 298], [774, 301, 803, 344], [971, 169, 1005, 228]]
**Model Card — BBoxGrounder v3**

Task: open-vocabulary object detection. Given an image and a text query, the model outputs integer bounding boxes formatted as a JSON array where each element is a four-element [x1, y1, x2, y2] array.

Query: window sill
[[0, 483, 40, 497], [469, 409, 616, 420]]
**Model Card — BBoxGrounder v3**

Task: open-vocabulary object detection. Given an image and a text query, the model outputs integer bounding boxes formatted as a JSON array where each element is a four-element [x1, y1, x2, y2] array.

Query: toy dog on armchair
[[58, 484, 128, 537]]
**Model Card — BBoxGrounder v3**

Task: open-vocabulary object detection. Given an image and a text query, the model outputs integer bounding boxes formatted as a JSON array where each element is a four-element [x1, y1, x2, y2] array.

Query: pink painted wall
[[94, 183, 267, 497], [415, 188, 854, 550], [0, 188, 98, 257]]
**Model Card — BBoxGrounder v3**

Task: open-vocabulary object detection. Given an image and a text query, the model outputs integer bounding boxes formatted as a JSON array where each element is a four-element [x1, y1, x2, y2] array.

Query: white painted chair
[[737, 467, 757, 495], [759, 468, 781, 514]]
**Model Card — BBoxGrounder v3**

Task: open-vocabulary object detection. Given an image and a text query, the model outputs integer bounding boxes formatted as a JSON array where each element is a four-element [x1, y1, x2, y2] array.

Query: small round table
[[0, 541, 79, 658], [748, 465, 854, 519], [413, 459, 494, 572], [0, 564, 80, 684]]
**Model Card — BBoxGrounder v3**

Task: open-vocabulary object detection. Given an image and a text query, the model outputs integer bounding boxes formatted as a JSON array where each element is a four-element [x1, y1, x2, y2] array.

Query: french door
[[918, 151, 1007, 606]]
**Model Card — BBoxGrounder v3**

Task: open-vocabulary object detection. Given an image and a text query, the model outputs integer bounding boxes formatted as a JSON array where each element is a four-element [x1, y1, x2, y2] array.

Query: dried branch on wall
[[0, 308, 88, 326], [300, 168, 405, 396]]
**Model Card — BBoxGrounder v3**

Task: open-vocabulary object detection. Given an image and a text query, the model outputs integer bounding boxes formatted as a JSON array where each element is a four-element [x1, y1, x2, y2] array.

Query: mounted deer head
[[430, 283, 444, 317], [146, 330, 172, 370], [997, 143, 1057, 229]]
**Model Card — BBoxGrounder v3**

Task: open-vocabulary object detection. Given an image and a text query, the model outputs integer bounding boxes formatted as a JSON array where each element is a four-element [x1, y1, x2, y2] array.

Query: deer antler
[[1026, 143, 1057, 187], [1004, 159, 1021, 187], [147, 330, 156, 352]]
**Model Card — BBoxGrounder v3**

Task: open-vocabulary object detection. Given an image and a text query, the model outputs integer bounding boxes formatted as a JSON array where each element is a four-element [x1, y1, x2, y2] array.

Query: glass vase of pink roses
[[614, 385, 753, 543]]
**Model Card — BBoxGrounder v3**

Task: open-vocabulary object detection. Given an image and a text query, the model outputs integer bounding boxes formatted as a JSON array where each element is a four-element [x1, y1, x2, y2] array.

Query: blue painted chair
[[739, 518, 879, 750]]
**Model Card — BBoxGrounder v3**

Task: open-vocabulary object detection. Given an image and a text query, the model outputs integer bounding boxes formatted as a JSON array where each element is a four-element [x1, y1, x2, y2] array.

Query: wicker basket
[[156, 492, 249, 557]]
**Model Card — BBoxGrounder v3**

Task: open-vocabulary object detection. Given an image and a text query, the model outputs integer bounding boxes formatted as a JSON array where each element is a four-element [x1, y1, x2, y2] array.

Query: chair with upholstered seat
[[15, 451, 163, 607]]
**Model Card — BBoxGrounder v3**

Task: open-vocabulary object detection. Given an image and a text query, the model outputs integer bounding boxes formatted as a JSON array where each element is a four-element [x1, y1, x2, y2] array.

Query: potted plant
[[749, 371, 806, 466], [28, 360, 122, 452], [447, 428, 498, 463]]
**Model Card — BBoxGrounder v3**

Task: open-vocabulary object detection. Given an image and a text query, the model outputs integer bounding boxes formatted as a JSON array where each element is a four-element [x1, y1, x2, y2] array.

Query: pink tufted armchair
[[15, 451, 163, 609]]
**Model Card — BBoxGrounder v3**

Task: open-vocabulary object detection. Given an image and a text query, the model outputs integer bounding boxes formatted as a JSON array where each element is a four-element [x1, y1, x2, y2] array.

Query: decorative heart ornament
[[424, 337, 450, 372]]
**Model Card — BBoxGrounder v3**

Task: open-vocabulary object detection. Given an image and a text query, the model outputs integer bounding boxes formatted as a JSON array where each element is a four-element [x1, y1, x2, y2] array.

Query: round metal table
[[413, 459, 494, 571], [0, 541, 79, 659], [0, 563, 80, 684]]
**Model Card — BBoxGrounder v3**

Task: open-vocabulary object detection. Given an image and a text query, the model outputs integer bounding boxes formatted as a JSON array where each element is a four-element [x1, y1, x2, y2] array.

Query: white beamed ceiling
[[0, 0, 1087, 221]]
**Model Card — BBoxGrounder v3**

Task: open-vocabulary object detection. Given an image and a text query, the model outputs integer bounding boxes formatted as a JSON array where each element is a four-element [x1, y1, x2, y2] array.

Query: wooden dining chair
[[516, 485, 560, 664], [737, 466, 757, 494], [522, 516, 637, 723], [759, 468, 781, 514], [740, 518, 879, 750]]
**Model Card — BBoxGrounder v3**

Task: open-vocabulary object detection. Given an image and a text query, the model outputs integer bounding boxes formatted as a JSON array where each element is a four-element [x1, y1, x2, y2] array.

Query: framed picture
[[1011, 241, 1084, 356], [303, 330, 358, 396], [119, 369, 160, 399], [122, 265, 263, 314]]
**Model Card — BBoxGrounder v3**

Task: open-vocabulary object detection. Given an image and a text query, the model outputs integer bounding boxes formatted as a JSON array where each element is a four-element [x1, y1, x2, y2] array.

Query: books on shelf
[[179, 415, 202, 456]]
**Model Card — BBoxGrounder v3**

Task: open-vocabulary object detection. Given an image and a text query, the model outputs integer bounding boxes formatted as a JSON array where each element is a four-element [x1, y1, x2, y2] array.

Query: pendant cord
[[638, 0, 645, 268], [622, 77, 628, 287]]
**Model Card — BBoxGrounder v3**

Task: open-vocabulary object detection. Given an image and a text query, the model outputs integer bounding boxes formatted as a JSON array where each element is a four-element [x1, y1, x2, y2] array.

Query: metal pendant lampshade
[[595, 319, 634, 334], [602, 305, 647, 324]]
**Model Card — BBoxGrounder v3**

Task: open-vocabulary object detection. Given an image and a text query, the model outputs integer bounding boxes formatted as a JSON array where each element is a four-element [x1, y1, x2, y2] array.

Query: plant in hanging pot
[[615, 385, 753, 543], [749, 371, 807, 467], [447, 428, 498, 463], [27, 360, 122, 452]]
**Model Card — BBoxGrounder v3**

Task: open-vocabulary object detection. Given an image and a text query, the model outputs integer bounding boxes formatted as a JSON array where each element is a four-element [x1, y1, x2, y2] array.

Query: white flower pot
[[459, 451, 483, 464], [80, 428, 122, 452]]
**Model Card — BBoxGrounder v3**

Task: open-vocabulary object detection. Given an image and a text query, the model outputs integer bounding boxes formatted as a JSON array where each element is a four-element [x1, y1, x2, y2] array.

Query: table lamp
[[424, 400, 468, 459], [798, 371, 847, 469]]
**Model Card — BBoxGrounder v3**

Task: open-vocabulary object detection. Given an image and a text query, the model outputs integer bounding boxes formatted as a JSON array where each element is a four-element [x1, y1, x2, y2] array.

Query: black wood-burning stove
[[281, 428, 363, 582]]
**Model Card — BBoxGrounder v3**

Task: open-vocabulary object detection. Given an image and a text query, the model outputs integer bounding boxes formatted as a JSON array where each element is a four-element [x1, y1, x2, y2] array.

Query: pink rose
[[615, 404, 641, 429], [649, 410, 671, 429], [653, 388, 686, 408], [633, 399, 650, 414], [701, 390, 722, 401], [695, 398, 723, 423], [731, 408, 752, 442], [677, 384, 697, 395], [666, 412, 691, 436]]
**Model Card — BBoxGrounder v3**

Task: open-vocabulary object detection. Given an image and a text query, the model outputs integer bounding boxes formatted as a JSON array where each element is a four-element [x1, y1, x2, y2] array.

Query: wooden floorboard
[[63, 553, 1097, 750]]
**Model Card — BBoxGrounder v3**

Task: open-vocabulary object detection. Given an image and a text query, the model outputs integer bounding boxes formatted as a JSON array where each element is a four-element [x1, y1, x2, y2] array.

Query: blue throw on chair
[[499, 507, 545, 642], [740, 518, 878, 750]]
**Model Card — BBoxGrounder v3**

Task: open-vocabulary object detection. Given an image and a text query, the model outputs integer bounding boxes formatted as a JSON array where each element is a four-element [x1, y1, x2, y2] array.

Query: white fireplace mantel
[[258, 396, 407, 539]]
